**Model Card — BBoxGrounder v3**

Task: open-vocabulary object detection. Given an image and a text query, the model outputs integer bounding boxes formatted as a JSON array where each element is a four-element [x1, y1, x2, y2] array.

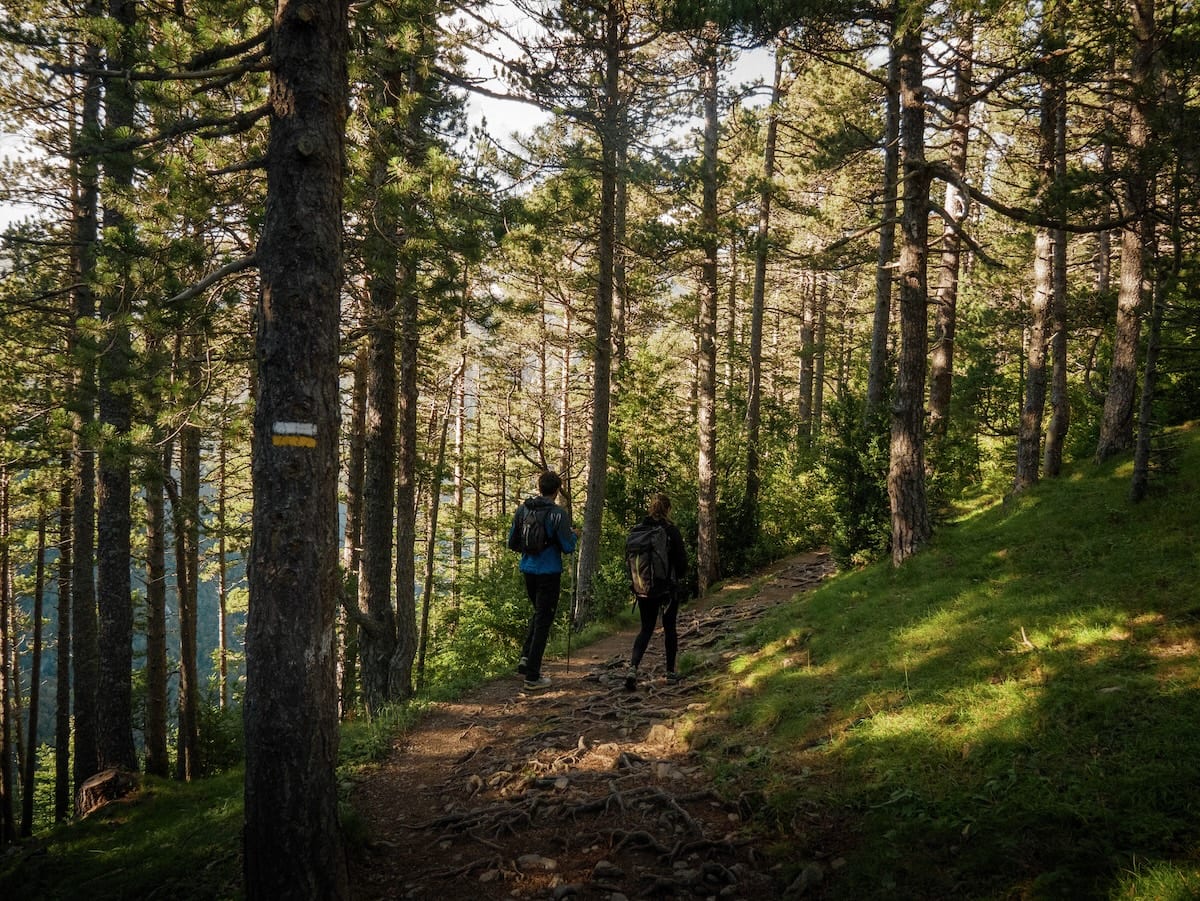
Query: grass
[[1, 770, 245, 901], [694, 422, 1200, 899], [5, 425, 1199, 899]]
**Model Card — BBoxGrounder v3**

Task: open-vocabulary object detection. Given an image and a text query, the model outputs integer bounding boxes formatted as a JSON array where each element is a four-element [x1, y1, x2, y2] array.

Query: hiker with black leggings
[[624, 493, 688, 691]]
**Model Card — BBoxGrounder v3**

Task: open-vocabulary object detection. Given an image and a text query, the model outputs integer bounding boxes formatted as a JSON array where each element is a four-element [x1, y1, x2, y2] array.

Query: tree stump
[[76, 767, 139, 818]]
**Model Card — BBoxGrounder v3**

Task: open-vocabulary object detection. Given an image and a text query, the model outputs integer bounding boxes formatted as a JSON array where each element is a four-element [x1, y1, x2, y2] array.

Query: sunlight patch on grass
[[1111, 858, 1200, 899]]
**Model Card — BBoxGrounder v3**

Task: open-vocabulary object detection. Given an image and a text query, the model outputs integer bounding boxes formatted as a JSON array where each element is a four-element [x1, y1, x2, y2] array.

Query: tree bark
[[418, 377, 459, 686], [217, 421, 230, 709], [798, 275, 815, 445], [1043, 46, 1070, 478], [95, 0, 139, 775], [20, 510, 46, 836], [340, 343, 367, 717], [71, 0, 103, 800], [866, 21, 900, 417], [175, 383, 202, 780], [813, 280, 827, 437], [888, 14, 932, 565], [143, 443, 169, 778], [358, 190, 400, 717], [1, 469, 15, 845], [695, 27, 721, 595], [927, 19, 973, 437], [54, 465, 71, 821], [1095, 0, 1155, 463], [573, 0, 622, 623], [743, 42, 782, 535], [244, 0, 350, 895], [390, 266, 420, 702]]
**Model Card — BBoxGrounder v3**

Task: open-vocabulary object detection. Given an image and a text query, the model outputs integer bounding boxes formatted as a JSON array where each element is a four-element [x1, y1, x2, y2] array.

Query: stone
[[592, 860, 625, 881], [517, 853, 557, 871]]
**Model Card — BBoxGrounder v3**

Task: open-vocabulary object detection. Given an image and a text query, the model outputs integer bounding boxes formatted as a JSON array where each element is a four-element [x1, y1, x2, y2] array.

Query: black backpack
[[625, 521, 670, 597], [510, 503, 554, 554]]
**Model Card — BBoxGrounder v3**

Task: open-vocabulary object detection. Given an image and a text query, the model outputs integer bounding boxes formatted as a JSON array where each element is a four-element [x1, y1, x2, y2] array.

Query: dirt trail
[[349, 550, 836, 900]]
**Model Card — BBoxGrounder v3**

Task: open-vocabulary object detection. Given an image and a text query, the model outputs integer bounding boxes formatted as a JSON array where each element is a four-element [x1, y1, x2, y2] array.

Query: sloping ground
[[349, 551, 836, 900]]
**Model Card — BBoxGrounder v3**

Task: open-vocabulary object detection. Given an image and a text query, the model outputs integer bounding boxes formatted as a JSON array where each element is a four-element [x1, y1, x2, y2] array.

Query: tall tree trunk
[[0, 467, 14, 845], [798, 275, 815, 445], [1043, 50, 1070, 478], [614, 138, 630, 373], [1014, 68, 1059, 492], [1096, 0, 1156, 463], [70, 1, 103, 798], [358, 201, 400, 716], [559, 308, 572, 483], [743, 41, 782, 535], [1017, 2, 1070, 490], [95, 0, 138, 775], [176, 388, 202, 780], [143, 443, 170, 778], [473, 411, 483, 578], [695, 27, 721, 595], [1131, 156, 1180, 502], [20, 510, 47, 837], [453, 299, 467, 605], [573, 0, 622, 623], [1130, 276, 1165, 502], [54, 464, 71, 821], [725, 238, 738, 392], [813, 281, 827, 437], [866, 21, 900, 416], [391, 266, 420, 701], [243, 0, 350, 894], [1085, 52, 1117, 405], [217, 428, 229, 710], [418, 376, 459, 687], [340, 343, 367, 717], [888, 14, 932, 565], [927, 19, 973, 436]]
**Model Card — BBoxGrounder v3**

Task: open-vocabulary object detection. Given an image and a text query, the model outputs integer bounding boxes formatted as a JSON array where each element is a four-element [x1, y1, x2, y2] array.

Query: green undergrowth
[[694, 423, 1200, 900], [1, 770, 245, 901]]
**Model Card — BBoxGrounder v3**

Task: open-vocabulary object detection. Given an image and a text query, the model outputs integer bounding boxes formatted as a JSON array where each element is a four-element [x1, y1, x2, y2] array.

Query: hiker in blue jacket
[[624, 492, 687, 691], [507, 470, 578, 691]]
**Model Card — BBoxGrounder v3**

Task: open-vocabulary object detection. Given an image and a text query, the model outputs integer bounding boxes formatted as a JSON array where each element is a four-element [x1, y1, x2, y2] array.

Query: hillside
[[4, 426, 1199, 900], [697, 423, 1200, 899]]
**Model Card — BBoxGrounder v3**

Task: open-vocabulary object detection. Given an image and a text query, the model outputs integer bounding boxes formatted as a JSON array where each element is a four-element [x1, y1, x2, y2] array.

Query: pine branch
[[162, 255, 258, 307]]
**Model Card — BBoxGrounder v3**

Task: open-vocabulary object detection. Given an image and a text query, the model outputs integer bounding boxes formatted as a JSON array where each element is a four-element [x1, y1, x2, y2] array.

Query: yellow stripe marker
[[272, 421, 317, 448]]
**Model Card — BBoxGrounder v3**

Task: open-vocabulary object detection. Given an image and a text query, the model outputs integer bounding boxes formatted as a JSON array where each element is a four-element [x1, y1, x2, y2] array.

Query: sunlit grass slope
[[697, 423, 1200, 900]]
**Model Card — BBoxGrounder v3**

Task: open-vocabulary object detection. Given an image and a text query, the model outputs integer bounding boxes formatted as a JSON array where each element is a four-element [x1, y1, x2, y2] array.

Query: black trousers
[[521, 571, 561, 679], [630, 592, 679, 672]]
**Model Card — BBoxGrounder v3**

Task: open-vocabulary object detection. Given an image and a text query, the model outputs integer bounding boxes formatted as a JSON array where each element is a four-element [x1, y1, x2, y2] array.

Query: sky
[[464, 43, 775, 150]]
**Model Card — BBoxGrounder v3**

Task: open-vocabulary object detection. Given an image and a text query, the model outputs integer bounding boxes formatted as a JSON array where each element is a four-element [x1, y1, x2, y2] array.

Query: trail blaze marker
[[272, 421, 318, 448]]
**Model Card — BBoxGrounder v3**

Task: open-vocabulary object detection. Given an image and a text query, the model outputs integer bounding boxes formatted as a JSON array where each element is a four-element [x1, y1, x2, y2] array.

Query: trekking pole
[[566, 548, 577, 673]]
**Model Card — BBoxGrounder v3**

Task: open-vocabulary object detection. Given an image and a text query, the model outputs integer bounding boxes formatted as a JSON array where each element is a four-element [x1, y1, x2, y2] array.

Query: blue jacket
[[509, 495, 577, 574]]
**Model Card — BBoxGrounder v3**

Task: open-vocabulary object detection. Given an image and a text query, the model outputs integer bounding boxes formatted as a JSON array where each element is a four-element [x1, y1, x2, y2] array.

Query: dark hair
[[538, 470, 563, 497], [648, 492, 672, 521]]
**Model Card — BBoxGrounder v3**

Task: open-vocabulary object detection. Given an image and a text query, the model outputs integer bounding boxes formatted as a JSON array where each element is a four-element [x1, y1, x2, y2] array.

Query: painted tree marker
[[272, 421, 318, 448]]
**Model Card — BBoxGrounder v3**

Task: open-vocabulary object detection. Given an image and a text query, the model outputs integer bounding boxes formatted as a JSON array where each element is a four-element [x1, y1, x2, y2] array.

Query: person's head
[[538, 470, 563, 498], [648, 492, 672, 521]]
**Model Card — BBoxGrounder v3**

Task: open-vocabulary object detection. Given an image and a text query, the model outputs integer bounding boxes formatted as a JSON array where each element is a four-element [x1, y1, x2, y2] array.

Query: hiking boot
[[623, 668, 637, 692], [523, 675, 552, 692], [517, 656, 529, 675], [666, 670, 683, 684]]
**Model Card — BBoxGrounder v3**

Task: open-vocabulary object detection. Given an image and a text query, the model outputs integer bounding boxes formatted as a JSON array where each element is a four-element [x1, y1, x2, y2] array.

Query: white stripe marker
[[272, 421, 317, 447]]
